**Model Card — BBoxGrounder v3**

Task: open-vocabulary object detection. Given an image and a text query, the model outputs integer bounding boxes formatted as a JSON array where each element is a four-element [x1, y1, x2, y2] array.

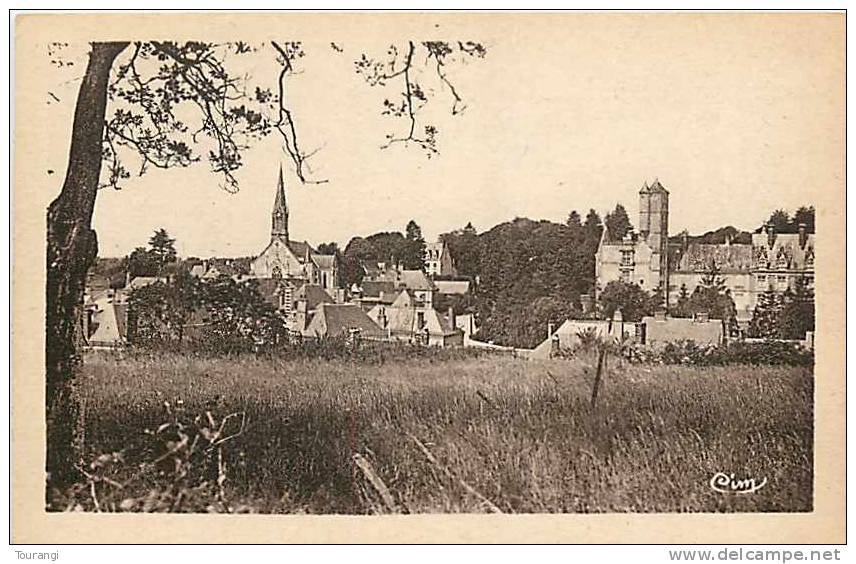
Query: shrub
[[628, 339, 813, 367]]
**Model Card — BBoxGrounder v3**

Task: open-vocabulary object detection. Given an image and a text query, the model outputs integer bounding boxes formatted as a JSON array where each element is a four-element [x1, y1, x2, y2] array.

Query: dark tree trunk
[[45, 41, 128, 502]]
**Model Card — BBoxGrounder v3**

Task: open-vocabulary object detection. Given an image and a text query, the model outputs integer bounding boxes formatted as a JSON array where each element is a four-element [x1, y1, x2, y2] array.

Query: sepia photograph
[[10, 10, 845, 544]]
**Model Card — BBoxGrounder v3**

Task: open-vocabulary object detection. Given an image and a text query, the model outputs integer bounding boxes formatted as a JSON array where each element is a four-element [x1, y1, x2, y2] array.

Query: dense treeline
[[441, 213, 604, 348], [95, 207, 815, 349]]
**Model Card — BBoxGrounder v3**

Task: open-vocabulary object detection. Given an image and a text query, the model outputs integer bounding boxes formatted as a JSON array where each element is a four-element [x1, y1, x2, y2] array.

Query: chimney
[[547, 321, 555, 338], [682, 231, 689, 252], [654, 310, 666, 322], [447, 306, 456, 332], [695, 312, 709, 323], [766, 223, 777, 248], [798, 222, 808, 249], [580, 294, 593, 316]]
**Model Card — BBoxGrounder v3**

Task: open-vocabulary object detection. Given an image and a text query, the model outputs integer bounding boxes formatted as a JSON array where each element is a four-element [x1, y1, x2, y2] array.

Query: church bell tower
[[271, 164, 289, 241]]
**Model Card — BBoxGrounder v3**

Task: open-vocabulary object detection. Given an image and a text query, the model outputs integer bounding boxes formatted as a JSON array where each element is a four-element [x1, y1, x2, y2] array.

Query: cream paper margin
[[11, 11, 845, 544]]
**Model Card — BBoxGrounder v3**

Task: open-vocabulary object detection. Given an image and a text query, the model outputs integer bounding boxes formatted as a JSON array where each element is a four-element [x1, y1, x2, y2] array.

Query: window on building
[[416, 311, 425, 330], [620, 250, 634, 267]]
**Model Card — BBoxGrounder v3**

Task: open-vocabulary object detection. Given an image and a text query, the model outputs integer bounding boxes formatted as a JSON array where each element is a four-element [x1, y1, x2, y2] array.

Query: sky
[[38, 14, 844, 258]]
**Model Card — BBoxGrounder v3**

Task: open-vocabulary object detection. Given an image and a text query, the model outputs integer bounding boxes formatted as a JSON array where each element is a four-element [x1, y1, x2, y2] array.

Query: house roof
[[307, 303, 384, 338], [397, 269, 433, 291], [361, 280, 396, 298], [296, 284, 335, 310], [369, 302, 459, 337], [434, 280, 470, 295]]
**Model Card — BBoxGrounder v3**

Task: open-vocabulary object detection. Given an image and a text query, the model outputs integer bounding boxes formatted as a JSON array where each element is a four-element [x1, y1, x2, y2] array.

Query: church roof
[[274, 165, 287, 216], [310, 253, 336, 269], [287, 240, 315, 259]]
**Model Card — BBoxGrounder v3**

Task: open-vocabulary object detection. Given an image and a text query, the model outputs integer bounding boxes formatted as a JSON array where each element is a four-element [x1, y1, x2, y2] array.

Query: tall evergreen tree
[[792, 206, 816, 232], [583, 209, 603, 247], [764, 209, 792, 232], [147, 228, 177, 271], [748, 288, 784, 338], [403, 219, 427, 270], [566, 210, 582, 231], [604, 203, 633, 240], [778, 275, 815, 339]]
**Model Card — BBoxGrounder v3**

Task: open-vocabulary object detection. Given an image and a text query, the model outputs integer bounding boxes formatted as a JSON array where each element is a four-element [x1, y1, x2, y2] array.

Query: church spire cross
[[271, 164, 289, 240]]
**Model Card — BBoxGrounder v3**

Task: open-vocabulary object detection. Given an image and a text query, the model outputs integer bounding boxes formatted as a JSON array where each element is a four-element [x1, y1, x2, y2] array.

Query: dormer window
[[805, 247, 815, 268], [620, 250, 634, 267]]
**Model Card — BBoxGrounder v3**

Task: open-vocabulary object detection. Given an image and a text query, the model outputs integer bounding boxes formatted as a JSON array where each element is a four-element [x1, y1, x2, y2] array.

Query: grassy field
[[71, 351, 813, 513]]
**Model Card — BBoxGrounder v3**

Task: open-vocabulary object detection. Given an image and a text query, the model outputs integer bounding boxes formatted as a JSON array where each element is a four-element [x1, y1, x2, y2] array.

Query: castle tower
[[639, 178, 669, 290], [271, 164, 289, 241]]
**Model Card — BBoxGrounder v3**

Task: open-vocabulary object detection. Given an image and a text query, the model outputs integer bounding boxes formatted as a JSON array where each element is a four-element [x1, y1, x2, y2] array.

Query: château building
[[595, 179, 815, 325]]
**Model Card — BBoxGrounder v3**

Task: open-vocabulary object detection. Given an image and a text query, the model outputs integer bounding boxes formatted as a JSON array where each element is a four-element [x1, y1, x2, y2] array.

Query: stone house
[[367, 289, 463, 347], [424, 240, 457, 277]]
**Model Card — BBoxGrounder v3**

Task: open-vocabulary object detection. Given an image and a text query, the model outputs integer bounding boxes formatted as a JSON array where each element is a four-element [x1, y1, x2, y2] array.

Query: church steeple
[[271, 164, 289, 241]]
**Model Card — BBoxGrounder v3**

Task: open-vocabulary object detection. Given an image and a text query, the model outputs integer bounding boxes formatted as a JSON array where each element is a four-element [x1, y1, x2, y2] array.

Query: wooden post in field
[[590, 312, 617, 410]]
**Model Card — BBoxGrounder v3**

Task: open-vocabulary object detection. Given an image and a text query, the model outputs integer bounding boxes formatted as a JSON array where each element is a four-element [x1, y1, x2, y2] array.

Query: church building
[[249, 166, 339, 293]]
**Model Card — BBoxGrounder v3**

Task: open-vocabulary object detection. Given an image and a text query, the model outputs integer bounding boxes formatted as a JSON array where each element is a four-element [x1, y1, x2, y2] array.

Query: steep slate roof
[[648, 178, 669, 194], [253, 277, 304, 308], [434, 280, 470, 295], [673, 243, 755, 273], [306, 303, 384, 339], [670, 232, 816, 273], [370, 303, 458, 337], [397, 269, 434, 291], [310, 254, 336, 269], [750, 232, 815, 271], [361, 280, 396, 298], [288, 240, 315, 259], [296, 284, 335, 310]]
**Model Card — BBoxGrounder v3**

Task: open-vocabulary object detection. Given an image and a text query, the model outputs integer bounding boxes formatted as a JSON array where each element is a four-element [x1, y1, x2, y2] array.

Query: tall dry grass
[[72, 350, 813, 513]]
